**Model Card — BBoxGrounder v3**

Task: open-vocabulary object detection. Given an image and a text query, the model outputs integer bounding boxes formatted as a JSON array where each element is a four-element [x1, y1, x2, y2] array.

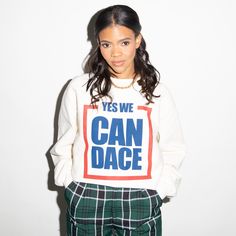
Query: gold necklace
[[111, 78, 135, 89]]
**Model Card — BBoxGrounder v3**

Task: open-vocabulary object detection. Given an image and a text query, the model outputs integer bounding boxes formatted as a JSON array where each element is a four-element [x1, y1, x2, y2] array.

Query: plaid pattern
[[65, 182, 162, 236]]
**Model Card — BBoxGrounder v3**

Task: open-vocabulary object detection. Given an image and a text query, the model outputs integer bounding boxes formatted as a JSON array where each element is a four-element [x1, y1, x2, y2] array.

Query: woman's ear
[[135, 34, 142, 49]]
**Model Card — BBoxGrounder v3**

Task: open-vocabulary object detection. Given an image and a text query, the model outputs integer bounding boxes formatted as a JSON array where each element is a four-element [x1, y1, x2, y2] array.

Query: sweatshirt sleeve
[[50, 81, 78, 187], [157, 84, 186, 200]]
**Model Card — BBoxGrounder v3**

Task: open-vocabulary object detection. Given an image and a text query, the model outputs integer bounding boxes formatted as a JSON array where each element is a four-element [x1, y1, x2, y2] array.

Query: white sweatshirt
[[50, 74, 186, 199]]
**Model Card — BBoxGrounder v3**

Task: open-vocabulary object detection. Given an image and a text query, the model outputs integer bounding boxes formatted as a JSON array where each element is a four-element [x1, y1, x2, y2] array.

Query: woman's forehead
[[98, 25, 135, 41]]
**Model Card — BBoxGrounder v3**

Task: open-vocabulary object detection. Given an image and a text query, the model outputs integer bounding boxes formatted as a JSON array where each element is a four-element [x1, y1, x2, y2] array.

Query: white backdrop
[[0, 0, 236, 235]]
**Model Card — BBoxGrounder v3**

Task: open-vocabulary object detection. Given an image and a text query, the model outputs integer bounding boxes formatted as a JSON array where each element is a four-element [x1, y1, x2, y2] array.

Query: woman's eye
[[100, 43, 110, 48], [121, 41, 130, 46]]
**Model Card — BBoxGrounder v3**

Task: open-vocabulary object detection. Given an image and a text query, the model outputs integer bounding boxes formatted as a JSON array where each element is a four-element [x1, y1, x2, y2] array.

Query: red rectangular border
[[83, 105, 153, 180]]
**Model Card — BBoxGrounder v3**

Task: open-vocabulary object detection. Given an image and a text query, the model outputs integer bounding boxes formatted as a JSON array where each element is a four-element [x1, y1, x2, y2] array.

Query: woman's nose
[[111, 46, 122, 57]]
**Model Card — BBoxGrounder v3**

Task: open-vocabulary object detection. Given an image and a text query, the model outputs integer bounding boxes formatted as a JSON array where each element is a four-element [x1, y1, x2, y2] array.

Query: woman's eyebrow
[[100, 37, 132, 43], [118, 37, 132, 42], [99, 40, 111, 43]]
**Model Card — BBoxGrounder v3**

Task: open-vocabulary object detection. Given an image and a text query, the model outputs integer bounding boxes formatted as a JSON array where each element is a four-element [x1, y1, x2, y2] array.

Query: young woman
[[50, 5, 185, 236]]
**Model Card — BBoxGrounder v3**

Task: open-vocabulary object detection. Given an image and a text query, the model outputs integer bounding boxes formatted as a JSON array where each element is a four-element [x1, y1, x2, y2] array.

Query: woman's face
[[98, 24, 141, 79]]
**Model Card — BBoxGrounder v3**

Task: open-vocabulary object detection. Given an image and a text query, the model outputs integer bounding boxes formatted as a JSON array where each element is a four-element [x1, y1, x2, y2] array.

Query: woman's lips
[[111, 60, 125, 67]]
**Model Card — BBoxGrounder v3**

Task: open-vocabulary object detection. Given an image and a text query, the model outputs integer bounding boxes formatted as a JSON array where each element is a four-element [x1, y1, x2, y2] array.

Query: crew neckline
[[110, 76, 140, 90]]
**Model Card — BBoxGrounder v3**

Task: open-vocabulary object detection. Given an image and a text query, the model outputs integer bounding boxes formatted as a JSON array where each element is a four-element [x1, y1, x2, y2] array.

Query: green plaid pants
[[65, 182, 162, 236]]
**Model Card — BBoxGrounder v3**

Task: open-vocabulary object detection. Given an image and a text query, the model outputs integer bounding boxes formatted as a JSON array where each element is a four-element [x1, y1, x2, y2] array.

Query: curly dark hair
[[85, 5, 160, 104]]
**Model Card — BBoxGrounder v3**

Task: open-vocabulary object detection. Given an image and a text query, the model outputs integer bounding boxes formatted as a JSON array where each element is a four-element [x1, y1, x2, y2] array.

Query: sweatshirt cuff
[[157, 187, 167, 200], [64, 175, 73, 188], [53, 160, 73, 188], [157, 165, 182, 200]]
